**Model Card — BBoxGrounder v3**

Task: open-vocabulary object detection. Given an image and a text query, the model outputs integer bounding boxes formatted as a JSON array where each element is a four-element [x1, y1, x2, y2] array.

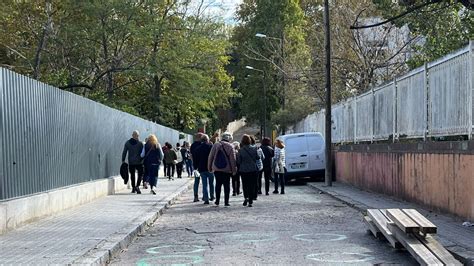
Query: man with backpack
[[208, 132, 237, 207], [175, 143, 184, 178]]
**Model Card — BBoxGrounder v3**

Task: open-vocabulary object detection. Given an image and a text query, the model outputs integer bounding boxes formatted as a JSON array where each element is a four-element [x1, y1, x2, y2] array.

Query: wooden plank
[[387, 223, 443, 266], [414, 233, 462, 265], [367, 209, 401, 248], [386, 208, 420, 234], [402, 209, 437, 234], [364, 216, 383, 238]]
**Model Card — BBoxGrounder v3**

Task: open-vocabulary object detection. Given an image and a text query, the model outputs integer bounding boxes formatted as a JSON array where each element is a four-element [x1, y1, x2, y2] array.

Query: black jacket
[[120, 162, 129, 184], [194, 142, 213, 172], [261, 145, 274, 168]]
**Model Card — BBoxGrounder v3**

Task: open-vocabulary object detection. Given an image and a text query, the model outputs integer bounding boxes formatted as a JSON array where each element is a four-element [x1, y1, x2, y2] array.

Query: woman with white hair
[[208, 132, 237, 206]]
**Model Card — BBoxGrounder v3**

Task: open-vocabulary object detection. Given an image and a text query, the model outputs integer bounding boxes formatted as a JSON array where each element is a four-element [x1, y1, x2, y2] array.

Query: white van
[[276, 132, 325, 180]]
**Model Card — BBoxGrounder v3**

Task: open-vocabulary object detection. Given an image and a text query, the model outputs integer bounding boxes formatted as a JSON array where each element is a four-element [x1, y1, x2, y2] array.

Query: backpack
[[214, 144, 230, 169], [175, 148, 183, 163]]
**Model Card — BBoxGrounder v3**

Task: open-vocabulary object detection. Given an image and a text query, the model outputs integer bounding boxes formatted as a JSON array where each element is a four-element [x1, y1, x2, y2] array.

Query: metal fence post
[[393, 78, 398, 143], [469, 40, 473, 140], [371, 88, 375, 143], [354, 96, 358, 143], [424, 63, 429, 141], [0, 68, 4, 200]]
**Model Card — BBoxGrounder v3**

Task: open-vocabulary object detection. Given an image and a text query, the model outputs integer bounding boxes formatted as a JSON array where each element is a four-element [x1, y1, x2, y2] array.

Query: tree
[[0, 0, 235, 131], [232, 0, 313, 132], [370, 0, 473, 68]]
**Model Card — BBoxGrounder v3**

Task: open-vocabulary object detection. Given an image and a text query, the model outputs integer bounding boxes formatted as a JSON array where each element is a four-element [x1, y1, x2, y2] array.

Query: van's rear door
[[307, 134, 325, 171], [284, 134, 310, 173]]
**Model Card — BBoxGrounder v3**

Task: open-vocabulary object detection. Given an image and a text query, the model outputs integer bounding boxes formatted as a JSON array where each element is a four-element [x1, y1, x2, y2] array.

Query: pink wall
[[335, 151, 474, 220]]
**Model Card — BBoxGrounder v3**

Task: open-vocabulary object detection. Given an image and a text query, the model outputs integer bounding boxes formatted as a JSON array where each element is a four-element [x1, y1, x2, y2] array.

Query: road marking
[[306, 252, 375, 263], [146, 245, 205, 254], [230, 233, 278, 243], [137, 255, 204, 266], [292, 233, 347, 242]]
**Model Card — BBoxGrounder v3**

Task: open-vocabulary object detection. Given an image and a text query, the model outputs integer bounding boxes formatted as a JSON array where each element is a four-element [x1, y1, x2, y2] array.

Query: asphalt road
[[111, 183, 416, 265]]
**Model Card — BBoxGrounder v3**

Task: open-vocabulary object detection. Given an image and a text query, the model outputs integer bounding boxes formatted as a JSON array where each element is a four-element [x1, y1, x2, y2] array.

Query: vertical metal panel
[[0, 69, 4, 199], [355, 92, 374, 142], [373, 83, 395, 140], [428, 47, 470, 137], [0, 68, 192, 200], [469, 40, 473, 139]]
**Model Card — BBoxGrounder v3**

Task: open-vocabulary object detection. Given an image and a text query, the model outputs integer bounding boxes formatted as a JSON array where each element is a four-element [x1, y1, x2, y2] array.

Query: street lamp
[[245, 65, 267, 138], [255, 32, 286, 134]]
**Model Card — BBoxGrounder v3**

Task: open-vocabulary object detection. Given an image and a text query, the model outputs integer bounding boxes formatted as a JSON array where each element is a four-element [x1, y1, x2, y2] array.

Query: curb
[[306, 183, 474, 265], [72, 180, 193, 265]]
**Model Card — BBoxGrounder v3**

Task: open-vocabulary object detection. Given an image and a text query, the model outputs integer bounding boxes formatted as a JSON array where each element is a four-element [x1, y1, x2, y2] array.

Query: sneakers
[[266, 192, 269, 195], [193, 196, 199, 202], [225, 203, 230, 207], [273, 190, 279, 194], [248, 204, 253, 207], [257, 191, 262, 195], [204, 201, 209, 205], [131, 187, 136, 193], [210, 197, 215, 201], [215, 201, 220, 206], [136, 187, 142, 194], [280, 191, 285, 194], [243, 199, 248, 206], [232, 193, 236, 196], [151, 188, 156, 195]]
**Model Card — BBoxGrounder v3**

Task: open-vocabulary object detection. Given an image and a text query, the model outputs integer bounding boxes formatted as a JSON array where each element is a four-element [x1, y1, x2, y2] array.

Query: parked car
[[276, 132, 325, 180]]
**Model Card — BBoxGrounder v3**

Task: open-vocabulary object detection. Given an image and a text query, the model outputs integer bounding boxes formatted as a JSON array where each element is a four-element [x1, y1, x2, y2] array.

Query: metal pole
[[324, 0, 332, 186], [281, 34, 286, 135], [263, 71, 267, 138]]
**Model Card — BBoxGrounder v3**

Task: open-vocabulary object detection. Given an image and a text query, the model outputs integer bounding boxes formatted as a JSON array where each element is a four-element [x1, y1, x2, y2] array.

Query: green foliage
[[373, 0, 473, 68], [0, 0, 235, 131], [232, 0, 313, 131]]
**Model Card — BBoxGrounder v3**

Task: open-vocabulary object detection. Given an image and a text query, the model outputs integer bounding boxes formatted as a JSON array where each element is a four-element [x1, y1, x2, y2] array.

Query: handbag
[[172, 160, 178, 165]]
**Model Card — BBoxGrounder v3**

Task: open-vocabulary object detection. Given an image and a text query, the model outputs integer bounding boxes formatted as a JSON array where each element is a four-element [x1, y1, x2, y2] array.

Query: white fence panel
[[428, 47, 471, 136], [332, 104, 344, 143], [373, 83, 395, 140], [355, 92, 374, 142], [396, 68, 426, 138]]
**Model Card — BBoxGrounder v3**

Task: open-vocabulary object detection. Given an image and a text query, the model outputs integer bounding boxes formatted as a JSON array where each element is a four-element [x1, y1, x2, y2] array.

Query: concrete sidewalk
[[0, 175, 192, 265], [308, 182, 474, 265]]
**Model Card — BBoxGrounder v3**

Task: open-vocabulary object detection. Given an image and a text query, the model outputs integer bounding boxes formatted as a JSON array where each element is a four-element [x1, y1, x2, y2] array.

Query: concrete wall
[[335, 141, 474, 221], [0, 176, 127, 234]]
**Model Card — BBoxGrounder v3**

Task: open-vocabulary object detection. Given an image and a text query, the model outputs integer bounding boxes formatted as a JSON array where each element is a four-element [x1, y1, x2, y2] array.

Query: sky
[[199, 0, 243, 24]]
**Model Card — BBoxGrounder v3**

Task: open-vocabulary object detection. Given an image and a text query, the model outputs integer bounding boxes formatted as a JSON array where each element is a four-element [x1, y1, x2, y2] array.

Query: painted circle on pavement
[[137, 255, 204, 266], [292, 233, 347, 242], [146, 245, 205, 254], [306, 252, 374, 263]]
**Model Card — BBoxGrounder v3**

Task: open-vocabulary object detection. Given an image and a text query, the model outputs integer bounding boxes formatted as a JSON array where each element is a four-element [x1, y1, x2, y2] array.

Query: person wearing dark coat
[[190, 133, 204, 202], [122, 130, 144, 194], [260, 137, 274, 195], [237, 134, 260, 207], [141, 134, 164, 194]]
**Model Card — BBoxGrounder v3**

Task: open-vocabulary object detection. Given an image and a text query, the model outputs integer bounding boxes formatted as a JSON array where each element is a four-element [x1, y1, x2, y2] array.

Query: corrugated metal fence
[[291, 41, 474, 143], [0, 68, 193, 200]]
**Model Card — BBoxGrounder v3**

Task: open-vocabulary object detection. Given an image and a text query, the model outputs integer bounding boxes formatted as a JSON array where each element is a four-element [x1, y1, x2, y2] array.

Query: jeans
[[241, 172, 257, 205], [232, 173, 240, 195], [193, 171, 200, 197], [165, 163, 175, 178], [185, 159, 194, 176], [263, 166, 272, 194], [200, 171, 215, 202], [274, 170, 286, 192], [176, 162, 184, 178], [129, 164, 143, 189], [214, 171, 231, 205]]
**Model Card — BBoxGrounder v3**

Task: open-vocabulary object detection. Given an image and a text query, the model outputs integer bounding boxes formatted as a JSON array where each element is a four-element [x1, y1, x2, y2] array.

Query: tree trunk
[[153, 75, 164, 123], [33, 1, 53, 79]]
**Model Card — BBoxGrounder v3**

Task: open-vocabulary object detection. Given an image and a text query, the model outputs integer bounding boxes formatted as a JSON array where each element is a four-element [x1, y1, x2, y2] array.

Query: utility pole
[[324, 0, 332, 186], [281, 32, 286, 135]]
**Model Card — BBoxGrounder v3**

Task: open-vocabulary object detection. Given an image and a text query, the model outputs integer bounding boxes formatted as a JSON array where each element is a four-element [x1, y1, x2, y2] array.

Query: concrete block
[[0, 175, 125, 235], [0, 205, 6, 234]]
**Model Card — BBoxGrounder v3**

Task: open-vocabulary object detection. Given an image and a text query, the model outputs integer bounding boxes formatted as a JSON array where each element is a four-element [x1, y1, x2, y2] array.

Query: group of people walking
[[121, 130, 194, 195], [190, 131, 286, 207], [121, 130, 287, 208]]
